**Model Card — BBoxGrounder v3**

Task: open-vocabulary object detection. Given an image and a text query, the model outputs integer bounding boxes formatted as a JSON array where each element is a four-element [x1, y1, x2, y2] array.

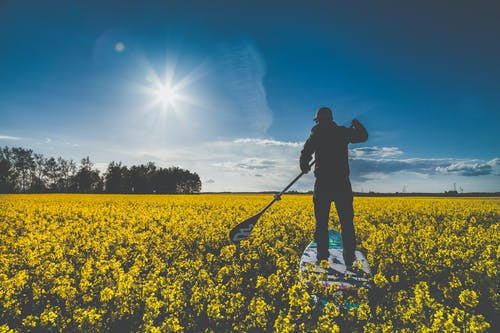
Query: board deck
[[299, 229, 372, 291]]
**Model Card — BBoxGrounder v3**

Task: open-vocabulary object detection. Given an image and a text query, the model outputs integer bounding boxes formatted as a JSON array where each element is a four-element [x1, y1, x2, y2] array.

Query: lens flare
[[115, 42, 125, 52], [138, 59, 205, 114]]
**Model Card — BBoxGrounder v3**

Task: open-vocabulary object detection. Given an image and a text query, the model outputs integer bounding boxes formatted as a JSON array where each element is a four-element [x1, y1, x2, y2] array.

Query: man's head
[[314, 107, 333, 123]]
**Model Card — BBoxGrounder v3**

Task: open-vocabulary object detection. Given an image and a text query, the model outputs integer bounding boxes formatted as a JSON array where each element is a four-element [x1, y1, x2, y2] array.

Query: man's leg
[[313, 181, 331, 261], [333, 180, 355, 267]]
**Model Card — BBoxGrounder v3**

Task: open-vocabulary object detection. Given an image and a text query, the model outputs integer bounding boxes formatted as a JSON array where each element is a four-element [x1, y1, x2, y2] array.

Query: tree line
[[0, 146, 201, 194]]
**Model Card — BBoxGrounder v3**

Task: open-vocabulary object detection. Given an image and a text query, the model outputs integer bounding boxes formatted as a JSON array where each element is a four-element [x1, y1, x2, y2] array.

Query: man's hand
[[300, 159, 311, 174], [349, 118, 368, 143]]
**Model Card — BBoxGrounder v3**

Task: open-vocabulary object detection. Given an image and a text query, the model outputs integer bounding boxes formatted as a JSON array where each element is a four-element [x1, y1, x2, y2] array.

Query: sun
[[145, 73, 183, 113], [139, 59, 205, 114], [153, 81, 181, 111]]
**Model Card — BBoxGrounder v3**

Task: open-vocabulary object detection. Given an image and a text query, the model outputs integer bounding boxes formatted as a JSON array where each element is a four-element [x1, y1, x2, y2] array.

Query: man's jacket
[[300, 120, 368, 179]]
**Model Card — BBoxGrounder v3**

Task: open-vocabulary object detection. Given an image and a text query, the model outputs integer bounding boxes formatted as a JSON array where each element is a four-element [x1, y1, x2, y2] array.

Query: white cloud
[[0, 135, 22, 140], [487, 158, 500, 167], [350, 146, 403, 158], [435, 161, 494, 176], [216, 41, 273, 135], [32, 136, 82, 152], [213, 158, 278, 170], [233, 138, 302, 148]]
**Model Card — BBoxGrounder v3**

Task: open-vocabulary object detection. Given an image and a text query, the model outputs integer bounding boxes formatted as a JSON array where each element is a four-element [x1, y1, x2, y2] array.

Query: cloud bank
[[117, 138, 498, 193], [5, 130, 498, 192], [350, 158, 498, 182]]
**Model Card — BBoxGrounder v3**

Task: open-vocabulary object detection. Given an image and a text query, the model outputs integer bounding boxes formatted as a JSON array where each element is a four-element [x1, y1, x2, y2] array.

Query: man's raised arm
[[349, 119, 368, 143]]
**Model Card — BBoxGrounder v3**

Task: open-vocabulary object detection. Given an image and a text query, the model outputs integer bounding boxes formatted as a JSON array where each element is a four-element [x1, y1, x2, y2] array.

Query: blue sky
[[1, 1, 499, 192]]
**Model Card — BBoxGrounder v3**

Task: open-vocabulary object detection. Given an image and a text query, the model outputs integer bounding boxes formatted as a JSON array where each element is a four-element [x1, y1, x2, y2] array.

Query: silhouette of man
[[300, 107, 368, 268]]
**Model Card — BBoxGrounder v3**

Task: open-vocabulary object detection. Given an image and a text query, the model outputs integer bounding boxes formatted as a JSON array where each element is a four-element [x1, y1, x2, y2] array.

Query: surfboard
[[299, 229, 372, 293]]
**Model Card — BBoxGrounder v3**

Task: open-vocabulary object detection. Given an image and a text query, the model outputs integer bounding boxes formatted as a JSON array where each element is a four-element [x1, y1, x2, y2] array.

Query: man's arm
[[349, 119, 368, 143], [300, 126, 317, 173]]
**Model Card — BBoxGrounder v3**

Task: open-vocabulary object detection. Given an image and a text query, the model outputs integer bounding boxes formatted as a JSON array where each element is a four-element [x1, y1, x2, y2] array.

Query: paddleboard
[[299, 229, 372, 292]]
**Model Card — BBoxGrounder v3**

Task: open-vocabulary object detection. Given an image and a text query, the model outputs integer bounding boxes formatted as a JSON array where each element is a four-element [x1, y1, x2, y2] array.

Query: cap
[[314, 107, 333, 122]]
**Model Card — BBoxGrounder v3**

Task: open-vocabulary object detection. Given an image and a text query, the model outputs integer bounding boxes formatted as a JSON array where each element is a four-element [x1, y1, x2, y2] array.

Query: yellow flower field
[[0, 194, 498, 332]]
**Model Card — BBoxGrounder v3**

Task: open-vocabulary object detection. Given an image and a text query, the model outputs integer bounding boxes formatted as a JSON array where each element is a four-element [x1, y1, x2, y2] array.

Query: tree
[[0, 147, 13, 193], [1, 146, 202, 194], [75, 157, 102, 193], [150, 166, 201, 194], [152, 167, 177, 194], [104, 161, 130, 193], [10, 147, 35, 192], [44, 157, 59, 192], [57, 157, 77, 192], [184, 171, 202, 193], [169, 166, 202, 193], [32, 153, 47, 193], [129, 162, 155, 193]]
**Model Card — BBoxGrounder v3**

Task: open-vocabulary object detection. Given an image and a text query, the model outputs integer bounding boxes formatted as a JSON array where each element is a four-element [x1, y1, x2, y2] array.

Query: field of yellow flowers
[[0, 194, 498, 332]]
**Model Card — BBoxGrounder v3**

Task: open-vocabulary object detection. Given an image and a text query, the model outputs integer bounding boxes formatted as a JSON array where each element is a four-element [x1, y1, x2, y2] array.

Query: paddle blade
[[229, 213, 262, 243]]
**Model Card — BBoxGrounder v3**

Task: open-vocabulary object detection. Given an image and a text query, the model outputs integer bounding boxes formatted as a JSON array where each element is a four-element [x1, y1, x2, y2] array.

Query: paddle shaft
[[258, 160, 316, 215]]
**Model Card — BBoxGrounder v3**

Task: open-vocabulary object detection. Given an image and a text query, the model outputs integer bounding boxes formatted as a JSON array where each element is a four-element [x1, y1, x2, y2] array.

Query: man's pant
[[313, 177, 356, 266]]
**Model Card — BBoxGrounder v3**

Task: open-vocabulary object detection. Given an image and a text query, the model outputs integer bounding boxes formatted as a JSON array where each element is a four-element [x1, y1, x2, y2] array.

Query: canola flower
[[0, 194, 498, 332]]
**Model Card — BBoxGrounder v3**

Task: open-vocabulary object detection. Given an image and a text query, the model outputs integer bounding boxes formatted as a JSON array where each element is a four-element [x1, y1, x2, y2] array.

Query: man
[[300, 107, 368, 269]]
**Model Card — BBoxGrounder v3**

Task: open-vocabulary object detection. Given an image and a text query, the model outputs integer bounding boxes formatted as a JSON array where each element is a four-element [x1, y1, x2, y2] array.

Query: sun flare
[[152, 82, 181, 111], [139, 59, 206, 114]]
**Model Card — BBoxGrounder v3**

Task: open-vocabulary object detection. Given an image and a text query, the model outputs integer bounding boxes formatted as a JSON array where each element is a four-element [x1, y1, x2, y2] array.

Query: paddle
[[229, 160, 315, 243]]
